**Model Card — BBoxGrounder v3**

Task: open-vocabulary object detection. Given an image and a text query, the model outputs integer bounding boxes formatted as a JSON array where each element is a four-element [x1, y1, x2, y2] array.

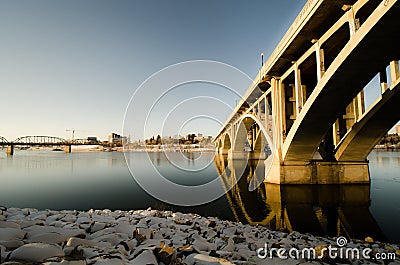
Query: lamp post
[[66, 129, 75, 140], [261, 52, 264, 67]]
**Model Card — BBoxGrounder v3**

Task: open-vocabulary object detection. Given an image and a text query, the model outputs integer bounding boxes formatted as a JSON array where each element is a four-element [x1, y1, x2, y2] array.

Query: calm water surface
[[0, 150, 399, 243]]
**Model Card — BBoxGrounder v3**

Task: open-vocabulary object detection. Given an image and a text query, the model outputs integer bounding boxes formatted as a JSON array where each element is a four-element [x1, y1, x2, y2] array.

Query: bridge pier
[[6, 145, 14, 156], [266, 160, 370, 184], [65, 145, 72, 153]]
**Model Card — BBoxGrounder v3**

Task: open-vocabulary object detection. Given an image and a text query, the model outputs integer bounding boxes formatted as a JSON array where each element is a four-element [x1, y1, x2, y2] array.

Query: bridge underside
[[335, 77, 400, 161], [215, 0, 400, 184], [283, 1, 400, 164]]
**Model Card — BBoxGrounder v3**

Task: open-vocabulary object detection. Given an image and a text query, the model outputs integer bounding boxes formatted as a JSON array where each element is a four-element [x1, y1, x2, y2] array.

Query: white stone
[[0, 239, 24, 249], [10, 243, 65, 262], [20, 220, 45, 228], [0, 221, 20, 229], [114, 222, 134, 237], [90, 222, 107, 233], [77, 217, 91, 224], [78, 246, 100, 259], [29, 212, 48, 221], [61, 214, 77, 223], [192, 234, 213, 252], [135, 227, 152, 239], [7, 214, 26, 222], [66, 237, 96, 248], [45, 214, 64, 225], [128, 249, 158, 265], [222, 227, 236, 236], [87, 227, 116, 240], [44, 260, 86, 265], [27, 232, 66, 244], [92, 258, 125, 265], [222, 238, 235, 252], [185, 253, 235, 265], [0, 228, 25, 240], [91, 233, 120, 245], [24, 225, 85, 239]]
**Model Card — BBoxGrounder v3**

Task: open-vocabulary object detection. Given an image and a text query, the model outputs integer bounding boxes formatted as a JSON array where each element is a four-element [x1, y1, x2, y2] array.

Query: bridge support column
[[380, 70, 388, 93], [315, 41, 325, 81], [265, 160, 369, 184], [219, 148, 229, 155], [390, 60, 399, 85], [65, 145, 72, 153], [294, 63, 303, 114], [6, 145, 14, 156]]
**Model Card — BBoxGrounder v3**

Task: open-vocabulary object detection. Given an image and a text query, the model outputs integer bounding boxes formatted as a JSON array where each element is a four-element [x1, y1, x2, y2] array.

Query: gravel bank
[[0, 206, 399, 264]]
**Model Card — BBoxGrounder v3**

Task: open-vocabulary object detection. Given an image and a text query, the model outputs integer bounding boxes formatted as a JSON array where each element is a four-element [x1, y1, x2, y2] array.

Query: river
[[0, 150, 399, 243]]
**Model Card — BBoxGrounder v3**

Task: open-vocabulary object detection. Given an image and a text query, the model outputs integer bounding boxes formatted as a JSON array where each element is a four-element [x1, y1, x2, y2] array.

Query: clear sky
[[1, 0, 388, 141], [0, 0, 309, 140]]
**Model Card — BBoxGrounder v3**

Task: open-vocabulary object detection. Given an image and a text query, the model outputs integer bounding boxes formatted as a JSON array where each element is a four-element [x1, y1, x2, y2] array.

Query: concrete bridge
[[215, 0, 400, 184], [0, 136, 101, 155]]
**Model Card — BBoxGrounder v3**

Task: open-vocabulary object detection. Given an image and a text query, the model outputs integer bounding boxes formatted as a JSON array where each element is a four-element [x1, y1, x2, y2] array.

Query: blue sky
[[0, 0, 308, 140], [0, 0, 387, 141]]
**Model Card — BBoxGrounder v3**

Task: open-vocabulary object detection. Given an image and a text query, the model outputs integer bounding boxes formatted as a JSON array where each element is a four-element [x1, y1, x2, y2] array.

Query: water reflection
[[215, 154, 386, 242]]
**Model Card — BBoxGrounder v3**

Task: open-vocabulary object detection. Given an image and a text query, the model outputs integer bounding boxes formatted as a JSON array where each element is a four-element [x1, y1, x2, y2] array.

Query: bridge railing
[[258, 0, 321, 83]]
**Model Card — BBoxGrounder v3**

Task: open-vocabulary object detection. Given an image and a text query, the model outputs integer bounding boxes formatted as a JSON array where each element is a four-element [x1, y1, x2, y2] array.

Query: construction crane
[[66, 129, 75, 140]]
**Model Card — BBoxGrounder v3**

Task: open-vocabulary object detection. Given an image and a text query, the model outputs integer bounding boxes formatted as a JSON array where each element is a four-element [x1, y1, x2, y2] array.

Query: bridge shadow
[[215, 154, 386, 242]]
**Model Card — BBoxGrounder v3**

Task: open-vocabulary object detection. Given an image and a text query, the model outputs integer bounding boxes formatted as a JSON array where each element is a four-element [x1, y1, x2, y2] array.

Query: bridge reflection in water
[[215, 154, 386, 242]]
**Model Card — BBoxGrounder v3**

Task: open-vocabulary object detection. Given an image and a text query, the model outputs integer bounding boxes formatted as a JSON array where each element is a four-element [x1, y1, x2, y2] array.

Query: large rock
[[44, 260, 86, 265], [128, 249, 158, 265], [0, 222, 20, 229], [113, 222, 134, 238], [0, 228, 25, 240], [24, 225, 85, 239], [92, 258, 125, 265], [10, 243, 65, 262], [185, 253, 235, 265], [66, 237, 111, 249], [27, 232, 66, 244], [0, 240, 25, 250]]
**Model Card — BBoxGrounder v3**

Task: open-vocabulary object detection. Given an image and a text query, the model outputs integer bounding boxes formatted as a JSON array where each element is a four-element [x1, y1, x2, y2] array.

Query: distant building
[[196, 133, 204, 141], [108, 133, 127, 146], [87, 137, 98, 144]]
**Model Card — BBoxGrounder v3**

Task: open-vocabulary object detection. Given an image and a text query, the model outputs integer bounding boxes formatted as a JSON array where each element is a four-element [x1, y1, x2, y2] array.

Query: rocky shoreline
[[0, 206, 399, 265]]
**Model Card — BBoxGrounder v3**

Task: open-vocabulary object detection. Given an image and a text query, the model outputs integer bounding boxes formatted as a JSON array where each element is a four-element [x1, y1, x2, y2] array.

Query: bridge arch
[[220, 133, 232, 155], [233, 113, 274, 160], [0, 136, 8, 144]]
